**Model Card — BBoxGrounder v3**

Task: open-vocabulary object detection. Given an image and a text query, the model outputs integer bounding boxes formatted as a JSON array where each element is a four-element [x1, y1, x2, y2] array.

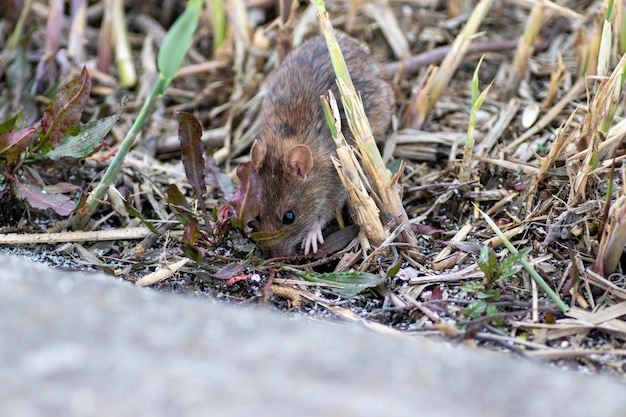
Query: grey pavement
[[0, 253, 624, 417]]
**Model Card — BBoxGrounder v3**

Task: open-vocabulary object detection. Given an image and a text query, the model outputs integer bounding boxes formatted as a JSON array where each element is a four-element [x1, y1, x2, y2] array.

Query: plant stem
[[75, 75, 170, 228]]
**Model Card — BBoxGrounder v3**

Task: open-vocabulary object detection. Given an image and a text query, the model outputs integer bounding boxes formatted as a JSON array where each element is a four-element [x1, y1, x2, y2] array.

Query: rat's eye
[[282, 210, 296, 225]]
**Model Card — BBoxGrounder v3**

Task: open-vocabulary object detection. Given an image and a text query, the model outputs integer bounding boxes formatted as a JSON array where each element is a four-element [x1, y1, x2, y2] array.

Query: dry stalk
[[505, 78, 586, 152], [135, 258, 190, 287], [574, 27, 591, 78], [325, 92, 386, 250], [594, 194, 626, 277], [619, 0, 626, 54], [361, 2, 409, 59], [542, 54, 566, 108], [316, 2, 417, 253], [588, 14, 603, 76], [415, 0, 495, 127], [597, 0, 616, 78], [569, 52, 626, 206], [526, 111, 579, 199], [507, 1, 545, 97], [598, 119, 626, 162]]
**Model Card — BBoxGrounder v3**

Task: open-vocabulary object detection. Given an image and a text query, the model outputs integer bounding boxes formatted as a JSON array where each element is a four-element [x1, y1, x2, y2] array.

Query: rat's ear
[[289, 145, 313, 180], [250, 139, 266, 171]]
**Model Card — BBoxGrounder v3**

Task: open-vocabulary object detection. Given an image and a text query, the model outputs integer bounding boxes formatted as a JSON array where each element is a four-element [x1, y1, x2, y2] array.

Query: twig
[[0, 227, 182, 245]]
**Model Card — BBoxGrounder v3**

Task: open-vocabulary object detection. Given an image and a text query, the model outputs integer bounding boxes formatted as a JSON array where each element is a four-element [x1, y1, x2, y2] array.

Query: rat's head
[[249, 137, 339, 258]]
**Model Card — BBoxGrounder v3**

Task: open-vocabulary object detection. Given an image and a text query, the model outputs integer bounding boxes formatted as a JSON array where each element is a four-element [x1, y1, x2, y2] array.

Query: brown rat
[[250, 33, 393, 258]]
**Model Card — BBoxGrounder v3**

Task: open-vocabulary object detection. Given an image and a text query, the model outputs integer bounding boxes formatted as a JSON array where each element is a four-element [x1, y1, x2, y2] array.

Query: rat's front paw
[[301, 222, 324, 255]]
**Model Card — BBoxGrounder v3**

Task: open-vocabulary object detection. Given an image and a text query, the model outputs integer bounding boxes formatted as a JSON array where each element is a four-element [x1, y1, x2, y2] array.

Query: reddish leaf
[[0, 127, 36, 163], [211, 263, 246, 280], [430, 285, 444, 301], [225, 274, 252, 286], [13, 179, 76, 216], [44, 0, 63, 63], [312, 225, 359, 258], [495, 218, 510, 226], [229, 161, 261, 229], [181, 221, 206, 263], [176, 111, 206, 203], [39, 66, 91, 151], [182, 221, 200, 246], [412, 224, 445, 235], [217, 203, 230, 222]]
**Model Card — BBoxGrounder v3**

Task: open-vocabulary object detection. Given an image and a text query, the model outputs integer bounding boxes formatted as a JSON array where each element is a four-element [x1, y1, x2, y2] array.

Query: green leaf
[[497, 264, 523, 281], [471, 56, 484, 107], [503, 246, 532, 266], [478, 245, 497, 284], [42, 98, 126, 160], [0, 110, 22, 135], [320, 96, 337, 138], [157, 0, 202, 78], [459, 280, 483, 298], [486, 304, 501, 318], [297, 270, 384, 297], [167, 184, 196, 226], [498, 247, 531, 281], [476, 288, 500, 299], [386, 258, 403, 278], [43, 116, 112, 160], [465, 300, 487, 318], [123, 198, 161, 236]]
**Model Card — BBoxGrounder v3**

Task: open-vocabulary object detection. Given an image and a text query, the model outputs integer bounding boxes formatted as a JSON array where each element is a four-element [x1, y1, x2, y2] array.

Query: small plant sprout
[[478, 205, 569, 314], [460, 245, 530, 322], [460, 55, 491, 183]]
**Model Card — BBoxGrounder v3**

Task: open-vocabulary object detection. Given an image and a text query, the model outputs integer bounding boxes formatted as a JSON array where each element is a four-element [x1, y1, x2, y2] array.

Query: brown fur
[[251, 33, 393, 257]]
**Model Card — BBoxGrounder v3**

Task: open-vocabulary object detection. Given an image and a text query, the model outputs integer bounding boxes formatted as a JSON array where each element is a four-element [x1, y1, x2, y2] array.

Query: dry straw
[[315, 0, 417, 255]]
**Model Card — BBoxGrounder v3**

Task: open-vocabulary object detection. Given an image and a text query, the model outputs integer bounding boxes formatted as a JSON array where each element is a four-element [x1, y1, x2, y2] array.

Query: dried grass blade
[[417, 0, 494, 125], [507, 2, 544, 97], [136, 258, 190, 287]]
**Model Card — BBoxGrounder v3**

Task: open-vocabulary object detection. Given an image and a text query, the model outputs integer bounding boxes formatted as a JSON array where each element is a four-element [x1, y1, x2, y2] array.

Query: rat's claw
[[302, 223, 325, 255]]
